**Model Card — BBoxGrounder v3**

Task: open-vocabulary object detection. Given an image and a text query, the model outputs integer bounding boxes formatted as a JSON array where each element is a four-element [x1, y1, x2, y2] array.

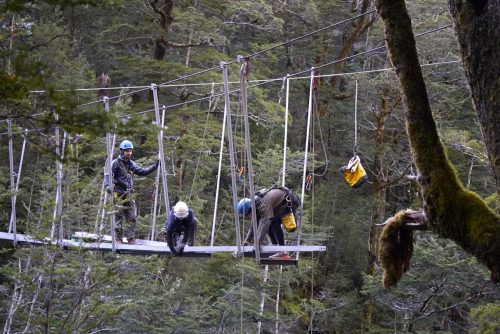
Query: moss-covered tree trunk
[[448, 1, 500, 196], [364, 93, 390, 330], [376, 0, 500, 282]]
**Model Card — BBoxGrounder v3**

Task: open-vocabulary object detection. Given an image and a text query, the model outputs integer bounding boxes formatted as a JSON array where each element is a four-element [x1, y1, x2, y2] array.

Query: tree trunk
[[448, 1, 500, 195], [375, 0, 500, 282], [364, 93, 389, 331]]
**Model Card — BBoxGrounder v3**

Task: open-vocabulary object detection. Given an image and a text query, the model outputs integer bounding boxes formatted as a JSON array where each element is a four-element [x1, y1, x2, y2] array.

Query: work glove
[[160, 226, 167, 237], [175, 242, 185, 255], [105, 186, 111, 194]]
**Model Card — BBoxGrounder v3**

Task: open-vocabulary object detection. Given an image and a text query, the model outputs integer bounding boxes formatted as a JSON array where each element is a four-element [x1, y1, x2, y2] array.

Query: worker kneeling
[[163, 201, 197, 256], [238, 186, 301, 259]]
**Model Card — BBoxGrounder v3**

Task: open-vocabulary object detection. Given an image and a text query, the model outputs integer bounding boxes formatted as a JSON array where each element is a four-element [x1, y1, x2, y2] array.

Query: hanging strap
[[296, 67, 316, 261], [353, 79, 359, 155], [281, 74, 290, 187]]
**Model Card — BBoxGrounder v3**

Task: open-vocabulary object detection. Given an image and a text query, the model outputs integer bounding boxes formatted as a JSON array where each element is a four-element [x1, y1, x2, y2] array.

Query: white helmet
[[173, 201, 189, 218]]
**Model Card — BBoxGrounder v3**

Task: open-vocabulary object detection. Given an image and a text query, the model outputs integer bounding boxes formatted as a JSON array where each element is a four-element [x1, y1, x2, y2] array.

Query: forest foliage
[[0, 0, 498, 333]]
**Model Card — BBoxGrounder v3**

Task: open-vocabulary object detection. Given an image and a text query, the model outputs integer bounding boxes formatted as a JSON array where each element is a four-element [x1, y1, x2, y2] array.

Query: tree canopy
[[0, 0, 499, 332]]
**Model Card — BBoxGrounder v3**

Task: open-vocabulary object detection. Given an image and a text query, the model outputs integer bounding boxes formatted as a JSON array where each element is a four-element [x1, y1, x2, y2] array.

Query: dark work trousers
[[115, 199, 137, 240], [245, 216, 284, 245]]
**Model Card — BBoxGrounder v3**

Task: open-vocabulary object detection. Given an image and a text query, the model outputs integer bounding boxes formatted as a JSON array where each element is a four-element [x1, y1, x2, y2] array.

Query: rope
[[354, 79, 358, 155], [128, 56, 457, 119], [5, 27, 457, 119], [150, 105, 167, 241], [27, 10, 376, 102], [307, 79, 329, 178], [7, 119, 17, 243], [220, 61, 244, 252], [5, 47, 458, 123], [9, 126, 28, 233], [296, 67, 316, 262], [210, 83, 226, 247], [281, 75, 290, 185], [308, 133, 316, 334], [189, 82, 215, 202]]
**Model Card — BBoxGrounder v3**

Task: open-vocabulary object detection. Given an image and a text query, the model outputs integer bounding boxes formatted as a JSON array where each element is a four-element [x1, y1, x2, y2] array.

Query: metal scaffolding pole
[[50, 114, 65, 250], [221, 61, 243, 255], [211, 93, 227, 246], [296, 68, 315, 261], [238, 56, 260, 263], [7, 119, 17, 245], [103, 97, 117, 252], [151, 89, 169, 241], [152, 85, 170, 218]]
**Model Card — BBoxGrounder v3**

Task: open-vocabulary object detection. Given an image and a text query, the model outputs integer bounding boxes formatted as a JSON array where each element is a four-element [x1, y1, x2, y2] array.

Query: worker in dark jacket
[[163, 201, 197, 255], [103, 139, 159, 244]]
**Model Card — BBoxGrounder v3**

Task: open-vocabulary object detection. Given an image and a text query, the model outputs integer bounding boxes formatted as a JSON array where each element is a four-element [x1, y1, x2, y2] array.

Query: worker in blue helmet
[[238, 186, 301, 259], [238, 197, 282, 247], [103, 139, 159, 244]]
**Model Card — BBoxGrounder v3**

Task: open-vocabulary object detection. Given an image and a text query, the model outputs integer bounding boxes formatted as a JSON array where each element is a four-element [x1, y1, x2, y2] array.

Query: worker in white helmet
[[162, 201, 197, 255]]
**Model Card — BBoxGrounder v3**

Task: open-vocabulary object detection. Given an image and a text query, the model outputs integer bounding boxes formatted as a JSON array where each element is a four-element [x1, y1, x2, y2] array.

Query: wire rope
[[26, 10, 376, 103], [4, 51, 458, 125], [189, 82, 215, 202]]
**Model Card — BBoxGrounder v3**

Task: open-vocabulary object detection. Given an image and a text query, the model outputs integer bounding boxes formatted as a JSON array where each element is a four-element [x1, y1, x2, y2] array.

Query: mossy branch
[[376, 0, 500, 286]]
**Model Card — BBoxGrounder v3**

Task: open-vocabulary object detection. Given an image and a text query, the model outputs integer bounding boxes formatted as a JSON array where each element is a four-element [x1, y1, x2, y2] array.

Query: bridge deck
[[0, 232, 326, 263]]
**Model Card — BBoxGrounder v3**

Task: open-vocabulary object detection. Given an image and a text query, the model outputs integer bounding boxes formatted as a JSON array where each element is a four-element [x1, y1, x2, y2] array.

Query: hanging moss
[[378, 210, 415, 288]]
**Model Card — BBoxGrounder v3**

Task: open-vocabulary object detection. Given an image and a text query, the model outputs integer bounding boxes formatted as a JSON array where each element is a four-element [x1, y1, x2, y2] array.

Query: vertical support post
[[211, 89, 227, 246], [151, 164, 160, 241], [58, 131, 67, 250], [152, 85, 170, 221], [281, 75, 290, 187], [238, 57, 260, 263], [50, 114, 63, 246], [104, 97, 117, 252], [95, 177, 105, 234], [257, 266, 269, 334], [9, 128, 27, 234], [273, 75, 290, 332], [151, 102, 168, 241], [7, 119, 17, 244], [275, 265, 283, 334], [98, 133, 115, 235], [296, 68, 315, 261], [221, 61, 243, 255]]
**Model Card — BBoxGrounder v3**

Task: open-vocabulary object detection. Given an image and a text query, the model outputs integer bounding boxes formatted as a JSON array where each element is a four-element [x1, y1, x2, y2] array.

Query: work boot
[[269, 252, 290, 259], [127, 238, 136, 245], [115, 238, 123, 244]]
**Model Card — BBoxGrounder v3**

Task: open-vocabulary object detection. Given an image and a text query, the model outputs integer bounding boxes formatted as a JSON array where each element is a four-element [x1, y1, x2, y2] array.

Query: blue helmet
[[237, 198, 252, 216], [119, 140, 134, 150]]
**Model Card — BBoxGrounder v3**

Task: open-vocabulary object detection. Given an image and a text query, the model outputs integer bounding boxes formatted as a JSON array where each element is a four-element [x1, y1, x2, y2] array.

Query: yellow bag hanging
[[281, 212, 297, 232], [339, 155, 368, 188]]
